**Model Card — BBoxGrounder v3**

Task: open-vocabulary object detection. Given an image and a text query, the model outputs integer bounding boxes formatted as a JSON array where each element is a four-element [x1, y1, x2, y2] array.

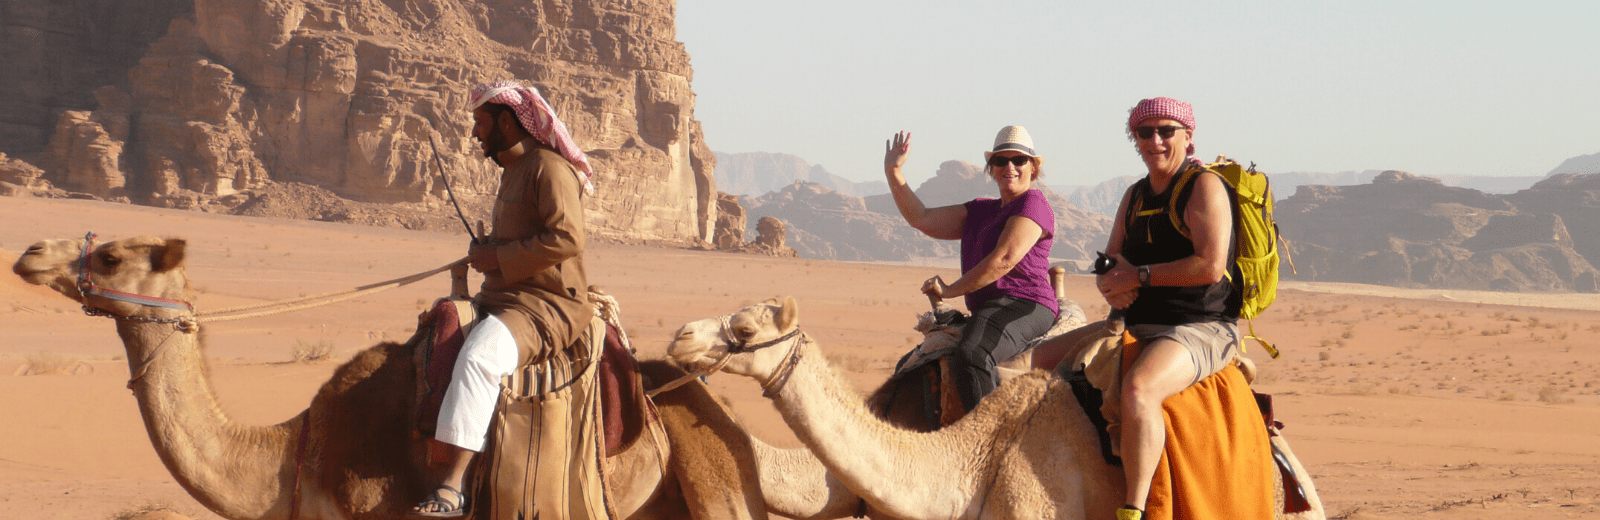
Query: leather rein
[[76, 232, 199, 331], [646, 316, 807, 399]]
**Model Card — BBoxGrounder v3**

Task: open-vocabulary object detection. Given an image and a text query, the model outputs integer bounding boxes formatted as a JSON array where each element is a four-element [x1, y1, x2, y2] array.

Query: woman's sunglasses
[[988, 155, 1031, 168], [1134, 125, 1186, 140]]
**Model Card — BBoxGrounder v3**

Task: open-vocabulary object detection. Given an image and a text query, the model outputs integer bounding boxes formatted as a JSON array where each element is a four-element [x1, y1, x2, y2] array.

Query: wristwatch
[[1137, 265, 1151, 287]]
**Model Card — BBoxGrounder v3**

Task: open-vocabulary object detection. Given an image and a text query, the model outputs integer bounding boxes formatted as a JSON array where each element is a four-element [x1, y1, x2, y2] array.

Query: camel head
[[12, 234, 192, 319], [668, 296, 802, 381]]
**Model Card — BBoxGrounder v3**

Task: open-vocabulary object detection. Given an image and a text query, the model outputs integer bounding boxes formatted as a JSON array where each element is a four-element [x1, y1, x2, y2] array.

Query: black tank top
[[1120, 165, 1241, 326]]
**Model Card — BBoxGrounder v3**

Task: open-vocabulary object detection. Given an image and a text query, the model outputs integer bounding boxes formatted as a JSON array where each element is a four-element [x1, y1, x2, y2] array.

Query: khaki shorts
[[1128, 322, 1239, 385]]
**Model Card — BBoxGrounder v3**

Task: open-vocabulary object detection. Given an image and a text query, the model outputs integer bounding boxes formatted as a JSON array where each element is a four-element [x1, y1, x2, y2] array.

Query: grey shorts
[[1127, 321, 1239, 385]]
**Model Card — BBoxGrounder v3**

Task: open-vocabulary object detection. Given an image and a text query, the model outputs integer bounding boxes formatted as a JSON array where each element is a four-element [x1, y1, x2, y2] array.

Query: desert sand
[[3, 195, 1598, 520]]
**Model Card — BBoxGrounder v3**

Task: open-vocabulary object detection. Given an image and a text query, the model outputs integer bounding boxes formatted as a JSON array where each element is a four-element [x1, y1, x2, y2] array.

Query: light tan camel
[[668, 297, 1326, 520], [12, 235, 766, 520]]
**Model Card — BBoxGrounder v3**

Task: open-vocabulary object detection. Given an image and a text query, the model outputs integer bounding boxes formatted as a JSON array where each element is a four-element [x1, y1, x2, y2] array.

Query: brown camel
[[668, 297, 1326, 520], [11, 235, 766, 520]]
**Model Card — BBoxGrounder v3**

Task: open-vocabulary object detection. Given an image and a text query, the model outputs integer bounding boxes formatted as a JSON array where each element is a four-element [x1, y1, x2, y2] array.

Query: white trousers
[[435, 314, 519, 452]]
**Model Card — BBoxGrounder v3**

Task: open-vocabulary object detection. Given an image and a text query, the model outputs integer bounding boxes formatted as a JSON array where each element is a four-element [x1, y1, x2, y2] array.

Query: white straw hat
[[984, 125, 1038, 160]]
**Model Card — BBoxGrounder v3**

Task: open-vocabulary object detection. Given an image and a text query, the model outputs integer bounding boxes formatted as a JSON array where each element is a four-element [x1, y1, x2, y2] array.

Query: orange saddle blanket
[[1144, 364, 1275, 520]]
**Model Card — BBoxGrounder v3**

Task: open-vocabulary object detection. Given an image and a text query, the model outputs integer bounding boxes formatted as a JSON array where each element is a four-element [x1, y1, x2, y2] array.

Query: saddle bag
[[473, 316, 614, 520]]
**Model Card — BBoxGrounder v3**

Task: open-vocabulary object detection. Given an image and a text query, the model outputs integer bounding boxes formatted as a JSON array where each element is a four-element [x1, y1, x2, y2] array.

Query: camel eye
[[99, 253, 122, 268], [733, 325, 757, 341]]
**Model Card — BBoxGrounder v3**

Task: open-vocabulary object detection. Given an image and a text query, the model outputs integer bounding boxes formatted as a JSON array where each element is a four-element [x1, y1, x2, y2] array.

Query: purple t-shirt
[[961, 189, 1058, 315]]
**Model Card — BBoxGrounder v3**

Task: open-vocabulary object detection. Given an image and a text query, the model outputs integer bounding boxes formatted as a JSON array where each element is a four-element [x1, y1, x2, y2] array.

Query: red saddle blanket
[[414, 299, 646, 455]]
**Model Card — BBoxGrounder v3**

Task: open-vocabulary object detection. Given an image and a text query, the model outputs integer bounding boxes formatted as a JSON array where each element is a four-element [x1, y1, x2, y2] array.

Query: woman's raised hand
[[884, 131, 912, 173]]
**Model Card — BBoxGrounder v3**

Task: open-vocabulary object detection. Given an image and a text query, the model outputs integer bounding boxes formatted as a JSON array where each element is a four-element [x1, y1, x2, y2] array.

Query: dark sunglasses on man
[[1134, 125, 1186, 140], [987, 155, 1031, 168]]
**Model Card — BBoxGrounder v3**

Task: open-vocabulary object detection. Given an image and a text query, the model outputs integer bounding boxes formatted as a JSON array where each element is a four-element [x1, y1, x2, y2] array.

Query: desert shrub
[[17, 352, 92, 376], [1537, 386, 1574, 405], [825, 352, 873, 372], [291, 339, 335, 363]]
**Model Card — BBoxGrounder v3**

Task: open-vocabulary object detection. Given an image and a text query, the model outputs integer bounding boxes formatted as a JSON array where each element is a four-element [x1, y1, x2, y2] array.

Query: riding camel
[[668, 297, 1326, 520], [11, 235, 766, 520]]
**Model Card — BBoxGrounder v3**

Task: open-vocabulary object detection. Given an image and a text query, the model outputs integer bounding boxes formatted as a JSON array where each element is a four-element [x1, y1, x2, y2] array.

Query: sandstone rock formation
[[744, 216, 798, 257], [712, 192, 747, 249], [0, 153, 47, 196], [1278, 171, 1600, 292], [2, 0, 718, 244]]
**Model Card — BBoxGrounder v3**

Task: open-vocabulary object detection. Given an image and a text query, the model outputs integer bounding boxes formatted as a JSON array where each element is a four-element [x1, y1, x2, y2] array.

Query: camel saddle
[[878, 298, 1088, 429], [1057, 325, 1314, 517], [411, 297, 654, 457]]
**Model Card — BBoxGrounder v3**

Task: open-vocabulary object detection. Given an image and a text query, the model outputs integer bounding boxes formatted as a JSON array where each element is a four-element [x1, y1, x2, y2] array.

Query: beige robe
[[476, 139, 592, 366]]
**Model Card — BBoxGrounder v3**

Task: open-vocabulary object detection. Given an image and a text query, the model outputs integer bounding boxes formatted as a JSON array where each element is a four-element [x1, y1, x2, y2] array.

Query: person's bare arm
[[885, 131, 965, 240], [924, 215, 1044, 298], [1099, 172, 1231, 300], [1098, 185, 1138, 309]]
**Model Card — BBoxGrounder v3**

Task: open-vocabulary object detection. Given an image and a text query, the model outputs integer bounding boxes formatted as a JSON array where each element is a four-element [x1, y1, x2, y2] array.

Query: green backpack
[[1163, 157, 1295, 358]]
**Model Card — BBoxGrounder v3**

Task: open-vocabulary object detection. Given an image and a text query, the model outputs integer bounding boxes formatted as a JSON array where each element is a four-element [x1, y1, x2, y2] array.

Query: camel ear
[[776, 296, 799, 331], [155, 239, 187, 271]]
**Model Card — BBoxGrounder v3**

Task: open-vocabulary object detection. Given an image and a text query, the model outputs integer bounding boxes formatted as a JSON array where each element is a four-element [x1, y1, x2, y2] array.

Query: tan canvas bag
[[474, 316, 613, 520]]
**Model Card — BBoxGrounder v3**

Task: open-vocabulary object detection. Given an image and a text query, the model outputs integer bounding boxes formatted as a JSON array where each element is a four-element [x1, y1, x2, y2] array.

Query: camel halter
[[74, 232, 465, 332], [646, 314, 806, 398]]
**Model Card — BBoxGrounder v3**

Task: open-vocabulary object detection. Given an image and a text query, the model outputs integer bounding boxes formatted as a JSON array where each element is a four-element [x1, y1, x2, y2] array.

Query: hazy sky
[[676, 1, 1599, 187]]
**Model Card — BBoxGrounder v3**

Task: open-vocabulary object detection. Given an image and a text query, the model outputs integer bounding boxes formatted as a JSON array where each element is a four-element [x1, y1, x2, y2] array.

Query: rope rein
[[75, 231, 467, 331]]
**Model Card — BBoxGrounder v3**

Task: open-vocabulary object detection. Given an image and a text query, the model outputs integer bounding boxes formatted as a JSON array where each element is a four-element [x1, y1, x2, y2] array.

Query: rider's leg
[[419, 315, 519, 511], [1118, 322, 1238, 512], [1117, 337, 1196, 512], [948, 297, 1053, 412]]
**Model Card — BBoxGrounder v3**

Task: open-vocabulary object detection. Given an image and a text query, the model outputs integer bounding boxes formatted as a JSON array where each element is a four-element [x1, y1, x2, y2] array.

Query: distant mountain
[[713, 151, 887, 198], [1547, 151, 1600, 177], [1276, 170, 1600, 292], [1066, 175, 1138, 216]]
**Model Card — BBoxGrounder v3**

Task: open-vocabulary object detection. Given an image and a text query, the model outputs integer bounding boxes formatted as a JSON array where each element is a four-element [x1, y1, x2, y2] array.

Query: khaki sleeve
[[494, 154, 586, 284]]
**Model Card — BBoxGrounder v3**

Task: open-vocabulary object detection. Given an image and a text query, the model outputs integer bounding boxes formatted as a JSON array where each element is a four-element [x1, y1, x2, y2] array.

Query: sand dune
[[3, 195, 1598, 519]]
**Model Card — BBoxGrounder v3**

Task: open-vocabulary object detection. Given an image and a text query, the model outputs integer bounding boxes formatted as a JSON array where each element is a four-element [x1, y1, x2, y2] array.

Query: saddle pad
[[1143, 365, 1275, 520], [416, 298, 477, 436], [598, 322, 647, 456]]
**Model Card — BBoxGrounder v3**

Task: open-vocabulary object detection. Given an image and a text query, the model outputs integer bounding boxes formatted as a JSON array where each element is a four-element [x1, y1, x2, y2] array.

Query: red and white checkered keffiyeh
[[1128, 97, 1197, 157], [470, 81, 595, 196]]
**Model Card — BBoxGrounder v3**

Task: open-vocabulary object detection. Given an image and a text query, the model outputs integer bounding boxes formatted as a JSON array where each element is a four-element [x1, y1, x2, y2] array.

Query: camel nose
[[25, 244, 44, 255], [674, 327, 695, 341]]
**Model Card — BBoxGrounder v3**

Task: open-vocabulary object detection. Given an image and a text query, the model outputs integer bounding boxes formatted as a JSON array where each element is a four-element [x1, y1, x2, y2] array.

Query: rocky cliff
[[1, 0, 717, 243]]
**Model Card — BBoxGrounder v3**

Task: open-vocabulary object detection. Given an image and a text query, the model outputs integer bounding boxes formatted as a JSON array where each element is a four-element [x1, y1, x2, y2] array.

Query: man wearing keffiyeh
[[412, 80, 595, 517]]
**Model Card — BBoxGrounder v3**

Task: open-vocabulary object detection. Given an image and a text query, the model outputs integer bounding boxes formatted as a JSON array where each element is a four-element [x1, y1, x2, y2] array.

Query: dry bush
[[1538, 386, 1575, 405], [825, 352, 873, 372], [15, 352, 93, 376], [1318, 350, 1332, 361], [110, 503, 190, 520], [290, 339, 335, 363]]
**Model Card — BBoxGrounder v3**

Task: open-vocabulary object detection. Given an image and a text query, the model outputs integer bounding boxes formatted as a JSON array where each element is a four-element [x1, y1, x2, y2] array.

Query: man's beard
[[481, 125, 514, 162]]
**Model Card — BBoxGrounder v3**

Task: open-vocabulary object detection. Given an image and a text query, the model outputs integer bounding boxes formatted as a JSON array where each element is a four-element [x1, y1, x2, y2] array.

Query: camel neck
[[117, 320, 297, 520], [764, 341, 980, 519]]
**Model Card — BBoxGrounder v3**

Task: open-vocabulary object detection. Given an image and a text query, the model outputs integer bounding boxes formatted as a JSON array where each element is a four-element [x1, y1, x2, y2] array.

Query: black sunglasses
[[1134, 125, 1186, 140], [988, 155, 1031, 168]]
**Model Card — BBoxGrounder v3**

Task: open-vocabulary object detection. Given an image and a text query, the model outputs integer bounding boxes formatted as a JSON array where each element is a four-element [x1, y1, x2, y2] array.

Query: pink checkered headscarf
[[470, 81, 595, 196], [1127, 97, 1196, 157]]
